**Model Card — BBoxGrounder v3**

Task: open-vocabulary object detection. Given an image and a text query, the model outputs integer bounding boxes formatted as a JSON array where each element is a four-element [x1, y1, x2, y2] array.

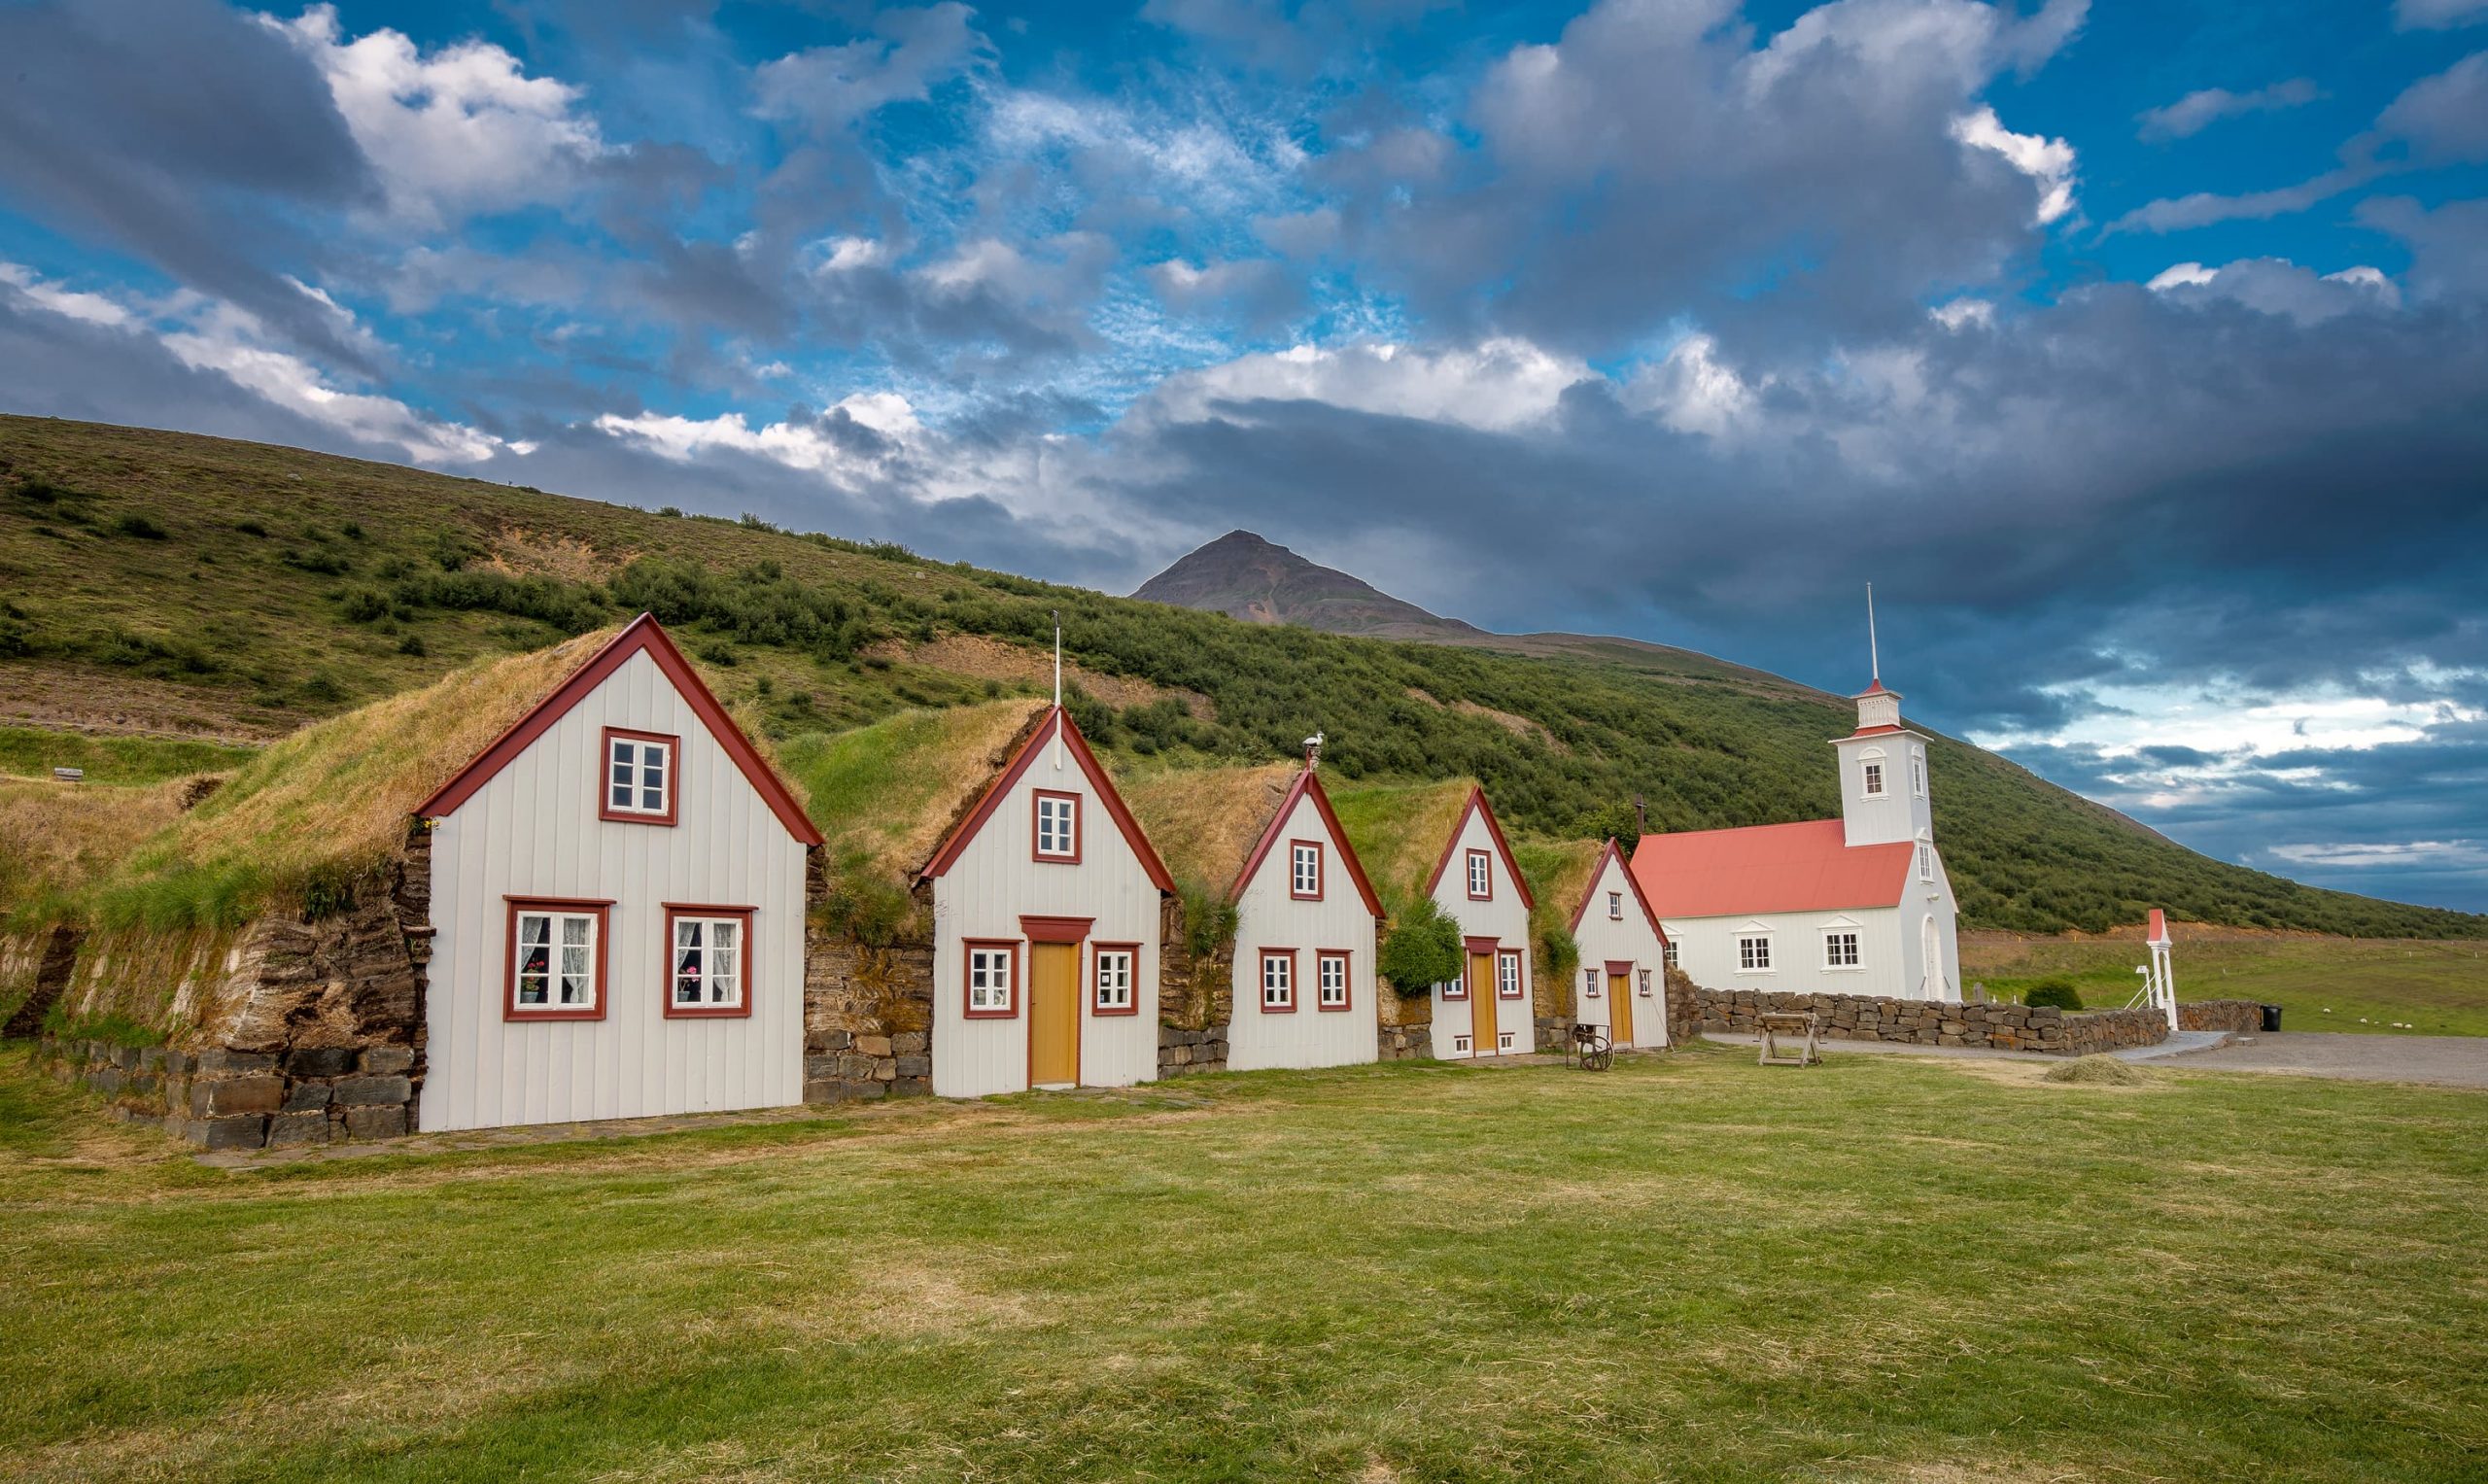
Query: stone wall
[[1663, 967, 1702, 1049], [2178, 999, 2264, 1033], [1158, 1022, 1230, 1076], [1691, 984, 2171, 1056], [802, 869, 935, 1102], [1534, 1014, 1575, 1054], [2, 924, 83, 1039], [1375, 1021, 1433, 1060], [40, 829, 431, 1150]]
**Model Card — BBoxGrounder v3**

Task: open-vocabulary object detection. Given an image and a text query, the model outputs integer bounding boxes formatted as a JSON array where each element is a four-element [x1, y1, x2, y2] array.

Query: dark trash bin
[[2260, 1004, 2283, 1033]]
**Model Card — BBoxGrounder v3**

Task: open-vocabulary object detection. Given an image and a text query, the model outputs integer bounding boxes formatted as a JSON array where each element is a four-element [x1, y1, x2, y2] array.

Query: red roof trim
[[1566, 838, 1670, 948], [1227, 769, 1386, 918], [1846, 723, 1912, 739], [2147, 908, 2169, 945], [917, 707, 1176, 892], [1422, 786, 1536, 911], [414, 614, 822, 846]]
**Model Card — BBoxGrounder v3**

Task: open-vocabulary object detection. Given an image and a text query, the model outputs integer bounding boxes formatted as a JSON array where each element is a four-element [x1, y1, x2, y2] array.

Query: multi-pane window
[[605, 733, 673, 818], [1497, 950, 1522, 999], [1261, 951, 1295, 1011], [1663, 940, 1679, 970], [966, 945, 1015, 1016], [1918, 843, 1935, 882], [1093, 948, 1135, 1013], [672, 915, 743, 1010], [1824, 931, 1860, 969], [1583, 966, 1601, 998], [1739, 935, 1773, 972], [1911, 751, 1926, 797], [1607, 890, 1622, 920], [1862, 760, 1885, 797], [1292, 842, 1323, 899], [1033, 791, 1078, 860], [1467, 849, 1492, 899], [1638, 969, 1653, 997], [1317, 952, 1349, 1010], [513, 908, 599, 1014]]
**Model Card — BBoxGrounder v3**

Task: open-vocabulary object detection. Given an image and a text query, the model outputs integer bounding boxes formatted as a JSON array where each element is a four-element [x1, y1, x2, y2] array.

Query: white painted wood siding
[[1570, 853, 1669, 1049], [1227, 790, 1378, 1072], [930, 742, 1162, 1098], [421, 649, 808, 1132], [1426, 807, 1536, 1058]]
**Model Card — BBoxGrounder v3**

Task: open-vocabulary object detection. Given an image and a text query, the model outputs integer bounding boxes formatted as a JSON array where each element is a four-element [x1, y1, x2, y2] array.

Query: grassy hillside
[[1963, 930, 2488, 1038], [2, 414, 2480, 938]]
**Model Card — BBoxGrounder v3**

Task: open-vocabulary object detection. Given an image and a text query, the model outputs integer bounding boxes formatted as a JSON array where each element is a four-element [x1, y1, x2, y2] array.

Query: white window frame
[[1261, 951, 1295, 1011], [605, 734, 673, 817], [514, 909, 600, 1012], [967, 945, 1016, 1016], [1638, 969, 1653, 997], [1497, 949, 1523, 1000], [1918, 842, 1935, 882], [1291, 842, 1322, 899], [1822, 929, 1861, 971], [1317, 952, 1349, 1010], [1663, 939, 1679, 970], [1093, 948, 1135, 1013], [1861, 757, 1885, 798], [1467, 848, 1492, 899], [1911, 749, 1926, 798], [1034, 791, 1079, 860], [671, 914, 744, 1009], [1582, 966, 1601, 999], [1607, 890, 1622, 920], [1738, 934, 1775, 974]]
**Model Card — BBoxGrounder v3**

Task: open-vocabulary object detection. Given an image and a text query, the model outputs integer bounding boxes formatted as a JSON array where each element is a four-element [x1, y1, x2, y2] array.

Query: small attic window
[[603, 729, 677, 825], [1467, 848, 1492, 900], [1861, 759, 1885, 798], [1292, 841, 1324, 900], [1912, 750, 1926, 797], [1607, 890, 1622, 920], [1032, 790, 1080, 862]]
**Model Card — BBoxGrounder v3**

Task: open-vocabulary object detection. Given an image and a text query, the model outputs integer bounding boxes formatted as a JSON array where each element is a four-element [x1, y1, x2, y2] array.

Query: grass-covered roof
[[1327, 777, 1479, 920], [1118, 761, 1299, 904]]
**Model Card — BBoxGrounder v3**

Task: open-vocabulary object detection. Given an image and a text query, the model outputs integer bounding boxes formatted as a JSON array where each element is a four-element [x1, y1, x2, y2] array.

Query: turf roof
[[1117, 761, 1300, 903]]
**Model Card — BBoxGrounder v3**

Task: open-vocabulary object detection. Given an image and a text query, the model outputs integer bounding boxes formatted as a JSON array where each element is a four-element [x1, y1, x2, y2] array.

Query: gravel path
[[2163, 1030, 2488, 1088]]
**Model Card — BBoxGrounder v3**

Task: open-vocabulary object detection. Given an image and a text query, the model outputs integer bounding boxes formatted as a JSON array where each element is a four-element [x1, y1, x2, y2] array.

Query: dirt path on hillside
[[0, 662, 294, 743]]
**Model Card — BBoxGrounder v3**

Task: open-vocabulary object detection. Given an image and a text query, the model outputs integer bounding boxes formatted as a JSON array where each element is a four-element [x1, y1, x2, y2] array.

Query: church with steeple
[[1629, 604, 1962, 1003]]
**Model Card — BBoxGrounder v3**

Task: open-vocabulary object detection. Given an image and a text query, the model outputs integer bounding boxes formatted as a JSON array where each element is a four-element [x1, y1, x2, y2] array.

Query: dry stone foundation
[[1691, 984, 2172, 1055], [2178, 999, 2265, 1033], [1375, 1019, 1433, 1060]]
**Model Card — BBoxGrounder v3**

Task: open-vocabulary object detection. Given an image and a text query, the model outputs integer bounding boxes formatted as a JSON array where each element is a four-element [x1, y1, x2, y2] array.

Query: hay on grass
[[2041, 1054, 2159, 1087]]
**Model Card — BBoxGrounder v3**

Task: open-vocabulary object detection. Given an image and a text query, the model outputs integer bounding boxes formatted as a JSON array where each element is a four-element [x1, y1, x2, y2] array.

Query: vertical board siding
[[421, 650, 807, 1132], [1227, 792, 1379, 1072], [1662, 847, 1959, 1004], [931, 741, 1162, 1098], [1427, 808, 1535, 1058], [1570, 853, 1671, 1049]]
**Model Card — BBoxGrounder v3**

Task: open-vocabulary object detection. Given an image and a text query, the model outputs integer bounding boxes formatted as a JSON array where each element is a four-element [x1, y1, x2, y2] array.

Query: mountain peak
[[1132, 531, 1489, 639]]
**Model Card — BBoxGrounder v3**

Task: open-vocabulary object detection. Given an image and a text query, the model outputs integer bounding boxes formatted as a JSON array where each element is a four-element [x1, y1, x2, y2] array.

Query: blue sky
[[2, 0, 2485, 914]]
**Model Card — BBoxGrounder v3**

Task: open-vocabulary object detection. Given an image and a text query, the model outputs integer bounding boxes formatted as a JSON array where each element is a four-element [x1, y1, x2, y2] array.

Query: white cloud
[[1950, 106, 2077, 224], [807, 235, 893, 275], [1929, 296, 1995, 330], [2269, 840, 2488, 869], [1143, 338, 1591, 434], [264, 4, 606, 227], [593, 393, 923, 478], [1625, 332, 1763, 439], [2136, 79, 2319, 142], [1, 259, 511, 465], [2145, 257, 2402, 322], [2397, 0, 2488, 30]]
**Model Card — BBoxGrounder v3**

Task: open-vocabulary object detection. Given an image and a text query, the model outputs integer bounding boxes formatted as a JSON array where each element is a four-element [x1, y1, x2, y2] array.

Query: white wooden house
[[1425, 786, 1537, 1059], [411, 614, 823, 1132], [1632, 675, 1961, 1003], [1567, 839, 1671, 1051], [916, 706, 1175, 1096], [1224, 764, 1384, 1072]]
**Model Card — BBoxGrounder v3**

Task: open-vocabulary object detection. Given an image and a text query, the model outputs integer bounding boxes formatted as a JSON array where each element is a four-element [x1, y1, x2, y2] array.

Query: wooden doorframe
[[1025, 938, 1086, 1089], [1467, 949, 1498, 1056], [1608, 969, 1634, 1047]]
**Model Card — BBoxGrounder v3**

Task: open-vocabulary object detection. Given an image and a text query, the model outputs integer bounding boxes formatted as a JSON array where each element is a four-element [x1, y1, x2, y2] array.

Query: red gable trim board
[[1228, 768, 1386, 918], [1567, 838, 1670, 948], [918, 707, 1177, 892], [1629, 818, 1914, 918], [1423, 786, 1537, 911], [414, 613, 823, 846]]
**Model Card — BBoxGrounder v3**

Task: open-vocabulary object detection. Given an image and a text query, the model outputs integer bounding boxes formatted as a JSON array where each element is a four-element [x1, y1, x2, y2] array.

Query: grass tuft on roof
[[777, 698, 1051, 944], [1119, 762, 1298, 903], [1327, 777, 1479, 921], [28, 627, 627, 932]]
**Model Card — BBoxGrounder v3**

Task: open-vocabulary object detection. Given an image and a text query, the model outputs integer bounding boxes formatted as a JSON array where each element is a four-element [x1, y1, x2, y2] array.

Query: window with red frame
[[1033, 790, 1079, 860], [1260, 950, 1295, 1011], [1466, 848, 1492, 899], [1497, 949, 1523, 999], [1093, 947, 1136, 1014], [1317, 951, 1350, 1010], [1291, 841, 1322, 899]]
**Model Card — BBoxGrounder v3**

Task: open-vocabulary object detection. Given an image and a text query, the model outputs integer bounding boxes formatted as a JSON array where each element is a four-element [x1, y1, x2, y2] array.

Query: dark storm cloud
[[0, 0, 380, 366]]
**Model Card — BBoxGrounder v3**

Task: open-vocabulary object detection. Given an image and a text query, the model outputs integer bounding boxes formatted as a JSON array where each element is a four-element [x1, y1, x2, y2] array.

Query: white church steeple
[[1830, 586, 1933, 847]]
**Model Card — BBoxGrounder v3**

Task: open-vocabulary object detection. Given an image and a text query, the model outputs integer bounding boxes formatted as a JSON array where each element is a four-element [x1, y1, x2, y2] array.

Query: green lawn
[[1962, 933, 2488, 1037], [3, 1042, 2484, 1482]]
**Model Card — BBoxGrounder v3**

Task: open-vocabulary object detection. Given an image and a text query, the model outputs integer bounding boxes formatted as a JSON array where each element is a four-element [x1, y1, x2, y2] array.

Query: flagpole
[[1052, 610, 1063, 771]]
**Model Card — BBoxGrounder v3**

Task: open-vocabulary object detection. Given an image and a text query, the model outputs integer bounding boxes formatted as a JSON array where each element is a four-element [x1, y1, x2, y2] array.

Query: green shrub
[[111, 512, 167, 539], [1537, 918, 1579, 984], [1379, 896, 1464, 995], [233, 518, 267, 536], [2024, 979, 2085, 1011]]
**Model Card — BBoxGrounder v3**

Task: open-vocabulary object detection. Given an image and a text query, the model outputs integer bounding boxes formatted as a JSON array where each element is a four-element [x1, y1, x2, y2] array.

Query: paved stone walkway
[[2160, 1030, 2488, 1089]]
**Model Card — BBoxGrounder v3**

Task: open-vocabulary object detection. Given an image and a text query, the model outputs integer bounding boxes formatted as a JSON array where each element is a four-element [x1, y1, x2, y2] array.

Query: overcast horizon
[[2, 0, 2484, 914]]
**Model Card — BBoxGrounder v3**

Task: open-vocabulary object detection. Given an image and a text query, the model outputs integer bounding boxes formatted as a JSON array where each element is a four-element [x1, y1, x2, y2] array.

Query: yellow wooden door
[[1469, 950, 1498, 1055], [1029, 942, 1080, 1087], [1609, 973, 1634, 1047]]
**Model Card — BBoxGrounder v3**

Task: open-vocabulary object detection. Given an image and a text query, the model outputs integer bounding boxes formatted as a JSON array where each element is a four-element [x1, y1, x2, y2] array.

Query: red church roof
[[1628, 818, 1914, 919]]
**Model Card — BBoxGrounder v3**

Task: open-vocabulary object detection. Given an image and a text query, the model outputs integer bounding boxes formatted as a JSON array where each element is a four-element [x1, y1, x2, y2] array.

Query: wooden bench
[[1756, 1011, 1820, 1067]]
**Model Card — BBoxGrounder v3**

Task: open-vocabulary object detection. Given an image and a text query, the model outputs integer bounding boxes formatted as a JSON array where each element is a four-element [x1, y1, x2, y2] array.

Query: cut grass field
[[3, 1043, 2482, 1481], [1964, 931, 2488, 1037]]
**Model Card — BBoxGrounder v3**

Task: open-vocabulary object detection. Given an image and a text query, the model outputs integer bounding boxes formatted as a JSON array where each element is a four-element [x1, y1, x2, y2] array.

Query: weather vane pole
[[1052, 610, 1064, 770], [1866, 583, 1880, 686]]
